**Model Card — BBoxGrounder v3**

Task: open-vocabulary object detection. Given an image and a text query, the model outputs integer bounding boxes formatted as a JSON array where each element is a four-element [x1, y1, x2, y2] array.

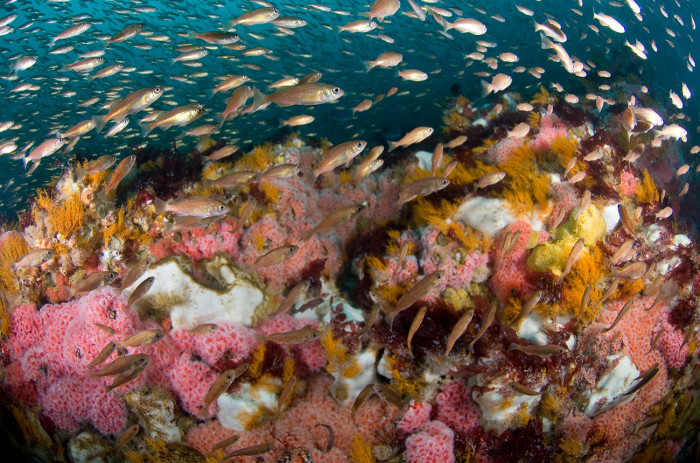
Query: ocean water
[[0, 0, 697, 218]]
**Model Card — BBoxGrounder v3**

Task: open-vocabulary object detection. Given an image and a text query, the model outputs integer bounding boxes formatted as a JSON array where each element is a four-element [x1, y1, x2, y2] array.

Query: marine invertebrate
[[404, 421, 455, 463]]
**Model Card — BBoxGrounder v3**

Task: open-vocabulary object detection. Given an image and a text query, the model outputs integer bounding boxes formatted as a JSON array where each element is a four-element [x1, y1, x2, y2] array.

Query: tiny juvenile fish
[[386, 270, 443, 327], [210, 434, 240, 453], [406, 305, 427, 351], [508, 343, 569, 357], [74, 271, 119, 296], [612, 261, 647, 280], [475, 171, 506, 190], [125, 276, 154, 309], [200, 363, 249, 418], [116, 329, 165, 348], [508, 290, 543, 327], [444, 308, 474, 356], [315, 423, 335, 453], [397, 176, 450, 205], [232, 199, 258, 235], [260, 163, 300, 180], [291, 297, 324, 315], [94, 323, 117, 335], [301, 204, 365, 240], [89, 341, 116, 368], [468, 300, 497, 353], [623, 363, 659, 396], [445, 135, 467, 148], [259, 325, 319, 344], [154, 196, 229, 218], [254, 244, 299, 267], [277, 376, 297, 416], [252, 83, 344, 109], [603, 297, 636, 333], [103, 155, 137, 195], [231, 7, 279, 26], [509, 382, 542, 396], [77, 155, 116, 177], [203, 145, 239, 162], [189, 323, 219, 335], [388, 126, 433, 152], [116, 424, 139, 448], [13, 248, 54, 269], [91, 353, 149, 377], [314, 140, 367, 179], [210, 171, 258, 189], [357, 304, 381, 337], [106, 357, 149, 391], [394, 240, 411, 279], [557, 238, 585, 283], [223, 443, 274, 460], [275, 280, 310, 316], [352, 383, 376, 422]]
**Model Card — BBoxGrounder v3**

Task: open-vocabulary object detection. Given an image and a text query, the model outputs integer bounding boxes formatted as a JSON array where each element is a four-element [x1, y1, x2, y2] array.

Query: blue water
[[0, 0, 697, 217]]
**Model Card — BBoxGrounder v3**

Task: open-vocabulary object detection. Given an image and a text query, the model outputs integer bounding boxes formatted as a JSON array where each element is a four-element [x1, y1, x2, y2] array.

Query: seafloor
[[0, 85, 699, 463]]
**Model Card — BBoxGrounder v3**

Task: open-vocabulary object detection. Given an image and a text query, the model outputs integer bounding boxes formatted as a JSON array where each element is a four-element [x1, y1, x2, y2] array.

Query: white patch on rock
[[217, 376, 280, 431], [585, 355, 639, 416], [602, 203, 620, 233], [414, 150, 433, 171], [131, 259, 264, 330], [454, 196, 516, 236], [473, 385, 542, 432]]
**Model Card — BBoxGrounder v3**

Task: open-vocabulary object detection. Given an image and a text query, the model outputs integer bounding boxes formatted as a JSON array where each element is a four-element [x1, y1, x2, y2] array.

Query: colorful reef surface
[[0, 0, 699, 462]]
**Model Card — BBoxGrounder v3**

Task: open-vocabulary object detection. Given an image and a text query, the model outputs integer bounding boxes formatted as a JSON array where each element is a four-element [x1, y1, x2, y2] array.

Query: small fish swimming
[[397, 176, 450, 205], [13, 248, 54, 269], [125, 277, 155, 309], [116, 424, 139, 448], [301, 204, 365, 240], [468, 300, 497, 353], [259, 325, 319, 344], [508, 343, 569, 357], [116, 329, 165, 348], [223, 443, 274, 460], [91, 353, 150, 377], [254, 244, 299, 267], [200, 363, 249, 418], [154, 196, 229, 218], [388, 126, 434, 152], [444, 308, 474, 356], [406, 305, 427, 352], [386, 270, 443, 327], [314, 140, 367, 179]]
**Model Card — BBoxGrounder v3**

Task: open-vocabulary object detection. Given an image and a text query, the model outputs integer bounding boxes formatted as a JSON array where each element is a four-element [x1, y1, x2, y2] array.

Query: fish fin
[[209, 88, 217, 99], [153, 196, 168, 215], [385, 313, 396, 330], [481, 80, 492, 97], [217, 112, 228, 126], [363, 61, 375, 72], [300, 228, 314, 241], [26, 160, 39, 175], [139, 121, 153, 137], [60, 63, 71, 72], [251, 87, 268, 111], [540, 33, 553, 50], [387, 141, 397, 152], [92, 115, 107, 134]]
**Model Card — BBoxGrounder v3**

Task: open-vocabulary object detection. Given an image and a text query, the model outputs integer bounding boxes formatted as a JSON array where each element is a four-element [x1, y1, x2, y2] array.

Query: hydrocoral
[[404, 420, 456, 463]]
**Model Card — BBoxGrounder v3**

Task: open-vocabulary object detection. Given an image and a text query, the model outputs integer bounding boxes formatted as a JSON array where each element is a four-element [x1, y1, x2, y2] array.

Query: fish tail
[[300, 228, 314, 241], [481, 80, 492, 97], [540, 33, 553, 50], [153, 196, 168, 215], [60, 63, 70, 72], [26, 160, 39, 175], [363, 61, 375, 72], [385, 313, 396, 330], [387, 141, 398, 152], [209, 88, 217, 99], [251, 87, 268, 111], [139, 121, 153, 137], [92, 115, 107, 133]]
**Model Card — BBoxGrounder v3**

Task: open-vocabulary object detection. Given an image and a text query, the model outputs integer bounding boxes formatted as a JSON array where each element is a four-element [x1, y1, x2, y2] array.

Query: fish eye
[[441, 179, 448, 186], [332, 87, 340, 94], [272, 7, 279, 13], [108, 272, 118, 279], [356, 142, 363, 147], [154, 87, 161, 93]]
